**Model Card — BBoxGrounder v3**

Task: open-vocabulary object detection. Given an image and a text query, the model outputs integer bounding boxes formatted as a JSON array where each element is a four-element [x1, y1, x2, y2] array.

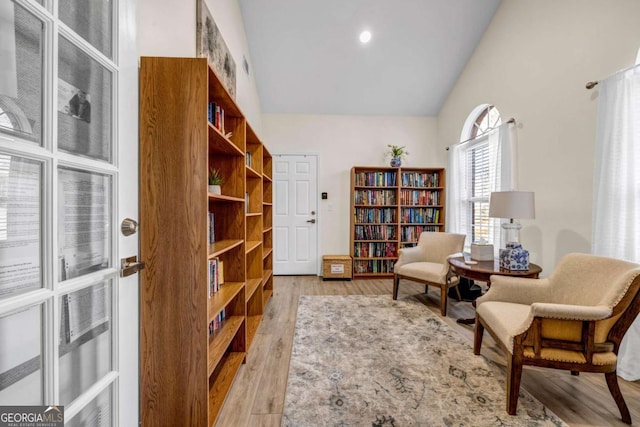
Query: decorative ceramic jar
[[390, 157, 402, 167], [499, 242, 530, 270]]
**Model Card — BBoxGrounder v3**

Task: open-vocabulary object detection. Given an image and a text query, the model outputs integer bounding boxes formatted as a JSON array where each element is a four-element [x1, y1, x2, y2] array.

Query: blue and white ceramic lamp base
[[499, 242, 530, 271]]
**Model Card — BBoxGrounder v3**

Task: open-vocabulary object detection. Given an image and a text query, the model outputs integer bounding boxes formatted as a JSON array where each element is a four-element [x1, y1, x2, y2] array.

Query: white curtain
[[447, 122, 515, 253], [592, 62, 640, 381]]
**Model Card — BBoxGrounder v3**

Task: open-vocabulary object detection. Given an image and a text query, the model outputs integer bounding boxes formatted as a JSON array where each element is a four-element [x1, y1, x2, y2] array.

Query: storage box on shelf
[[350, 166, 446, 279], [140, 56, 272, 427]]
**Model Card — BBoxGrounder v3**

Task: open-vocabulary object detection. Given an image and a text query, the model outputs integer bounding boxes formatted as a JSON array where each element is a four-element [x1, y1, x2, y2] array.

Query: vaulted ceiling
[[238, 0, 501, 116]]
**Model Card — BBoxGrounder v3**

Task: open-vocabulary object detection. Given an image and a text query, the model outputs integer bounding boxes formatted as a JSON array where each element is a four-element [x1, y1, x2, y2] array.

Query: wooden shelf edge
[[208, 316, 244, 375], [209, 193, 245, 203], [354, 185, 398, 189], [352, 257, 398, 260], [208, 124, 244, 156], [209, 282, 244, 320], [262, 247, 273, 259], [262, 174, 273, 182], [245, 240, 262, 254], [262, 202, 273, 206], [209, 239, 244, 258], [246, 212, 262, 217], [246, 165, 261, 179], [245, 278, 262, 302], [208, 351, 245, 426], [262, 269, 273, 284], [263, 226, 273, 233], [263, 289, 273, 305]]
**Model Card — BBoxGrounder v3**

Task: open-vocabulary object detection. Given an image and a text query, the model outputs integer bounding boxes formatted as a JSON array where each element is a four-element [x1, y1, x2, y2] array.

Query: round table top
[[448, 255, 542, 277]]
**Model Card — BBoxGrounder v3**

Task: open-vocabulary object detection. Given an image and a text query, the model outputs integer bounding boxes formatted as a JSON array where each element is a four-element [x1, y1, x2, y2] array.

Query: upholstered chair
[[474, 253, 640, 424], [393, 232, 466, 316]]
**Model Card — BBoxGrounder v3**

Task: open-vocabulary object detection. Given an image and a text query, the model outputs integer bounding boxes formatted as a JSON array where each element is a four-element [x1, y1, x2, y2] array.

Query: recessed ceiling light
[[359, 30, 372, 44]]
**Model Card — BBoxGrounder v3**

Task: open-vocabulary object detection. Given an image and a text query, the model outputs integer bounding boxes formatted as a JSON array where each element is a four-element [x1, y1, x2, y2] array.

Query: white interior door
[[273, 154, 318, 275], [0, 0, 138, 425]]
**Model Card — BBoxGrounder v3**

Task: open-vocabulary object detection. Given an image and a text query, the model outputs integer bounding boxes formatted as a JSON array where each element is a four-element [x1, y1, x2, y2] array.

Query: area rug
[[282, 295, 567, 427]]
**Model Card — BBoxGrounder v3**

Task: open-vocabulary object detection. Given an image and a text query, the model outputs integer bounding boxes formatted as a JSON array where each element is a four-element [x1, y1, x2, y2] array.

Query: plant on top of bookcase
[[386, 144, 409, 167], [209, 167, 224, 195]]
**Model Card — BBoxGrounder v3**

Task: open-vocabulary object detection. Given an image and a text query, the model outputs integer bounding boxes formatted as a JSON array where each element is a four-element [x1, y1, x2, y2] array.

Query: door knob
[[306, 219, 316, 224], [121, 218, 138, 236]]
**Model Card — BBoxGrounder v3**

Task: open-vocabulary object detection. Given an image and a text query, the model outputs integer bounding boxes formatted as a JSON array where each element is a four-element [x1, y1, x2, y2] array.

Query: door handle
[[306, 219, 316, 224], [120, 255, 146, 277]]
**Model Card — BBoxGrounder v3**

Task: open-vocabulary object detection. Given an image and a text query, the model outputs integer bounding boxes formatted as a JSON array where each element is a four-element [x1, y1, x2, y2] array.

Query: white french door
[[273, 154, 318, 275], [0, 0, 138, 425]]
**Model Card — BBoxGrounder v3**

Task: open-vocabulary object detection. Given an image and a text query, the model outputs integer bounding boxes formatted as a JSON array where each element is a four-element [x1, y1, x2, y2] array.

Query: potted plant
[[386, 144, 409, 167], [208, 167, 223, 195]]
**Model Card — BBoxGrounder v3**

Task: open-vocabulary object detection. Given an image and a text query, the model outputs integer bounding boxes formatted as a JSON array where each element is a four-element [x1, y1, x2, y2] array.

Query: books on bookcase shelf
[[208, 258, 225, 297], [208, 102, 225, 133], [350, 166, 446, 278]]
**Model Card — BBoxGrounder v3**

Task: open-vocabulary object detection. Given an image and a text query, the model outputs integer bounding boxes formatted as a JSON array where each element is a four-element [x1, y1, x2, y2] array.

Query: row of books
[[399, 190, 440, 206], [401, 172, 439, 187], [354, 207, 397, 224], [400, 207, 441, 224], [354, 259, 396, 274], [354, 189, 396, 205], [354, 225, 398, 240], [208, 309, 226, 336], [208, 212, 215, 244], [354, 171, 397, 187], [208, 102, 225, 133], [208, 258, 224, 297], [246, 151, 253, 168], [400, 225, 440, 242], [353, 242, 397, 258]]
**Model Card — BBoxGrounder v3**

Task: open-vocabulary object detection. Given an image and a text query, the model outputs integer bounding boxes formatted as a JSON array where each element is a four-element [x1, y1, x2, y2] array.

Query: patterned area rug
[[282, 295, 567, 427]]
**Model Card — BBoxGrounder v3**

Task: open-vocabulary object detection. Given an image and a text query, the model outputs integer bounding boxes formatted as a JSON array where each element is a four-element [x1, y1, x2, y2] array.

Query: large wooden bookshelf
[[140, 57, 272, 426], [350, 166, 446, 278]]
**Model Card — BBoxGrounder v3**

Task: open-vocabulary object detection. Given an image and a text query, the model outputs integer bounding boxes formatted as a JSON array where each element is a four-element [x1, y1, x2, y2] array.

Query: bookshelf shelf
[[208, 351, 245, 427], [209, 194, 245, 203], [263, 226, 273, 233], [209, 239, 244, 258], [246, 165, 261, 179], [208, 281, 244, 321], [263, 247, 273, 259], [208, 316, 245, 375], [245, 278, 262, 302], [246, 240, 262, 254], [140, 57, 273, 426], [350, 166, 446, 278], [263, 269, 273, 283]]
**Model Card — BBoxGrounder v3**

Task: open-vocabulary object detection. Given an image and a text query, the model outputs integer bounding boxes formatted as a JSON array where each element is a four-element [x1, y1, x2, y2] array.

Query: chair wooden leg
[[473, 317, 484, 355], [424, 285, 429, 294], [605, 371, 632, 424], [393, 275, 399, 300], [506, 353, 523, 415], [571, 370, 579, 376], [440, 286, 447, 316]]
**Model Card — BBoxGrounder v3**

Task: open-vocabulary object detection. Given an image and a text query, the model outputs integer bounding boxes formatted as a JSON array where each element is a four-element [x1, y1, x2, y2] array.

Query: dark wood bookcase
[[350, 166, 446, 278]]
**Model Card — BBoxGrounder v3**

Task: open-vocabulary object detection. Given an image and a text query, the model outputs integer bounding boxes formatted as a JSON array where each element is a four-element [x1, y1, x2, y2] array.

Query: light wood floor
[[216, 276, 640, 427]]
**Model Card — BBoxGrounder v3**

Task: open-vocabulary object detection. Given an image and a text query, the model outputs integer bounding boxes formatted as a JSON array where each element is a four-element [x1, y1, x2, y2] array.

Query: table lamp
[[489, 191, 535, 270]]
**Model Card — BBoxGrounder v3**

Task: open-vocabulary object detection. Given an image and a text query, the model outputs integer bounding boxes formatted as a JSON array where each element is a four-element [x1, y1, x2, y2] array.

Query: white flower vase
[[209, 185, 221, 195]]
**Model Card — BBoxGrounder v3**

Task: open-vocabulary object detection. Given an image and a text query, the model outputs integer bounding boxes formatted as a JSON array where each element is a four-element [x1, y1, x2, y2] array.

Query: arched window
[[450, 105, 504, 247]]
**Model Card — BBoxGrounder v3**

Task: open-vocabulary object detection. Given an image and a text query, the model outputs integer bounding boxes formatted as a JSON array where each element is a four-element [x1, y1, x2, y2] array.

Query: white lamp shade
[[489, 191, 535, 219]]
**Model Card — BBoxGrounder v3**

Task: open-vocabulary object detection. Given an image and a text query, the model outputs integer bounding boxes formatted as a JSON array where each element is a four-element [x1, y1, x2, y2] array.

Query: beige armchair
[[393, 232, 466, 316], [474, 253, 640, 424]]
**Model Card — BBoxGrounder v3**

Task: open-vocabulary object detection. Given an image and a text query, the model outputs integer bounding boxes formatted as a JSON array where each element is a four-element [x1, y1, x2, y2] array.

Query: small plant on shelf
[[208, 167, 224, 195], [386, 144, 409, 167]]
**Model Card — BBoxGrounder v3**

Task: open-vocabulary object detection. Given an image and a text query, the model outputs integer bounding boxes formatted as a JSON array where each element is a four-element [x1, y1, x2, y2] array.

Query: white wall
[[263, 114, 438, 259], [436, 0, 640, 273], [137, 0, 263, 132]]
